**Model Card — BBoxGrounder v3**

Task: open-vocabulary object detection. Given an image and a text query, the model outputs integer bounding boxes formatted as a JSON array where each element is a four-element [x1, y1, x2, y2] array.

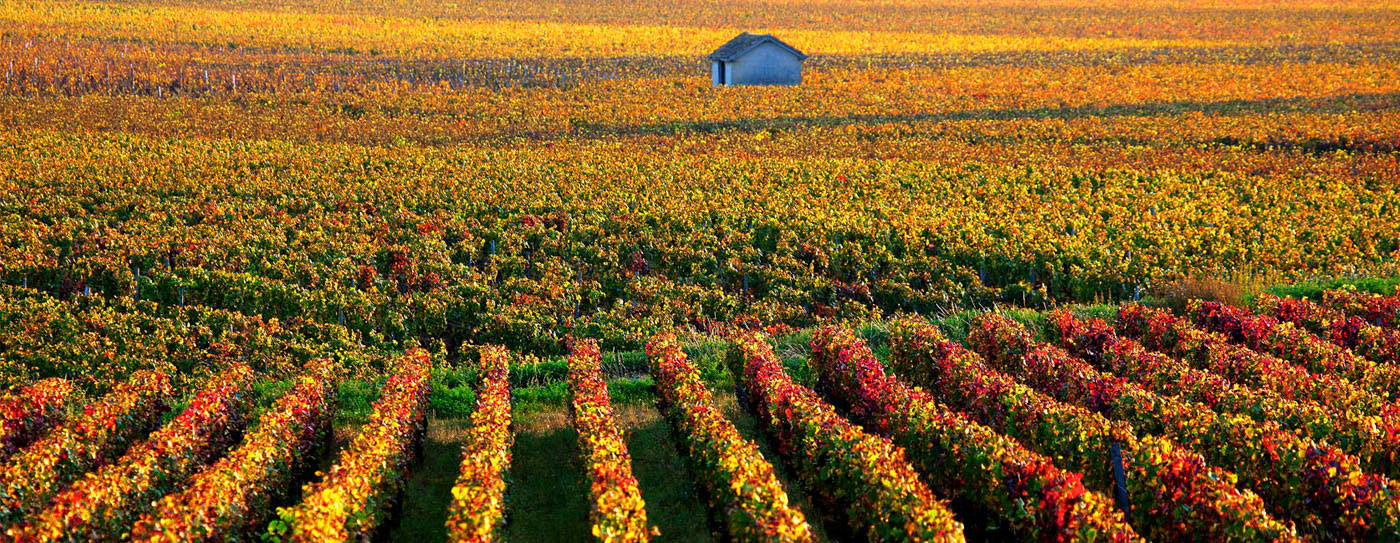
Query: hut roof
[[707, 33, 807, 62]]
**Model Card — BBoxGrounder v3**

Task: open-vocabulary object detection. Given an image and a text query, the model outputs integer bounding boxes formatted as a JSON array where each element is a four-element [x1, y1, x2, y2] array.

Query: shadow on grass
[[613, 405, 716, 543], [385, 413, 593, 543], [383, 402, 713, 542], [715, 393, 836, 543], [503, 411, 593, 543], [385, 418, 473, 543]]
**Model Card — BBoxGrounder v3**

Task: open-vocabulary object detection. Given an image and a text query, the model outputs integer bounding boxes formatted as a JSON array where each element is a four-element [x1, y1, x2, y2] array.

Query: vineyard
[[4, 0, 1400, 540], [8, 289, 1400, 541]]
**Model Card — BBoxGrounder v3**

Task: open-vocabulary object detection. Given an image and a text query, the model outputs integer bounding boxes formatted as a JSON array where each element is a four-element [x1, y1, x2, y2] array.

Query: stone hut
[[708, 33, 806, 86]]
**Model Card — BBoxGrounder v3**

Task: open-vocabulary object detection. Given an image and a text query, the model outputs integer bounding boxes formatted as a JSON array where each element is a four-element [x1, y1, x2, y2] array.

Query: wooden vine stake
[[1109, 441, 1132, 517]]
